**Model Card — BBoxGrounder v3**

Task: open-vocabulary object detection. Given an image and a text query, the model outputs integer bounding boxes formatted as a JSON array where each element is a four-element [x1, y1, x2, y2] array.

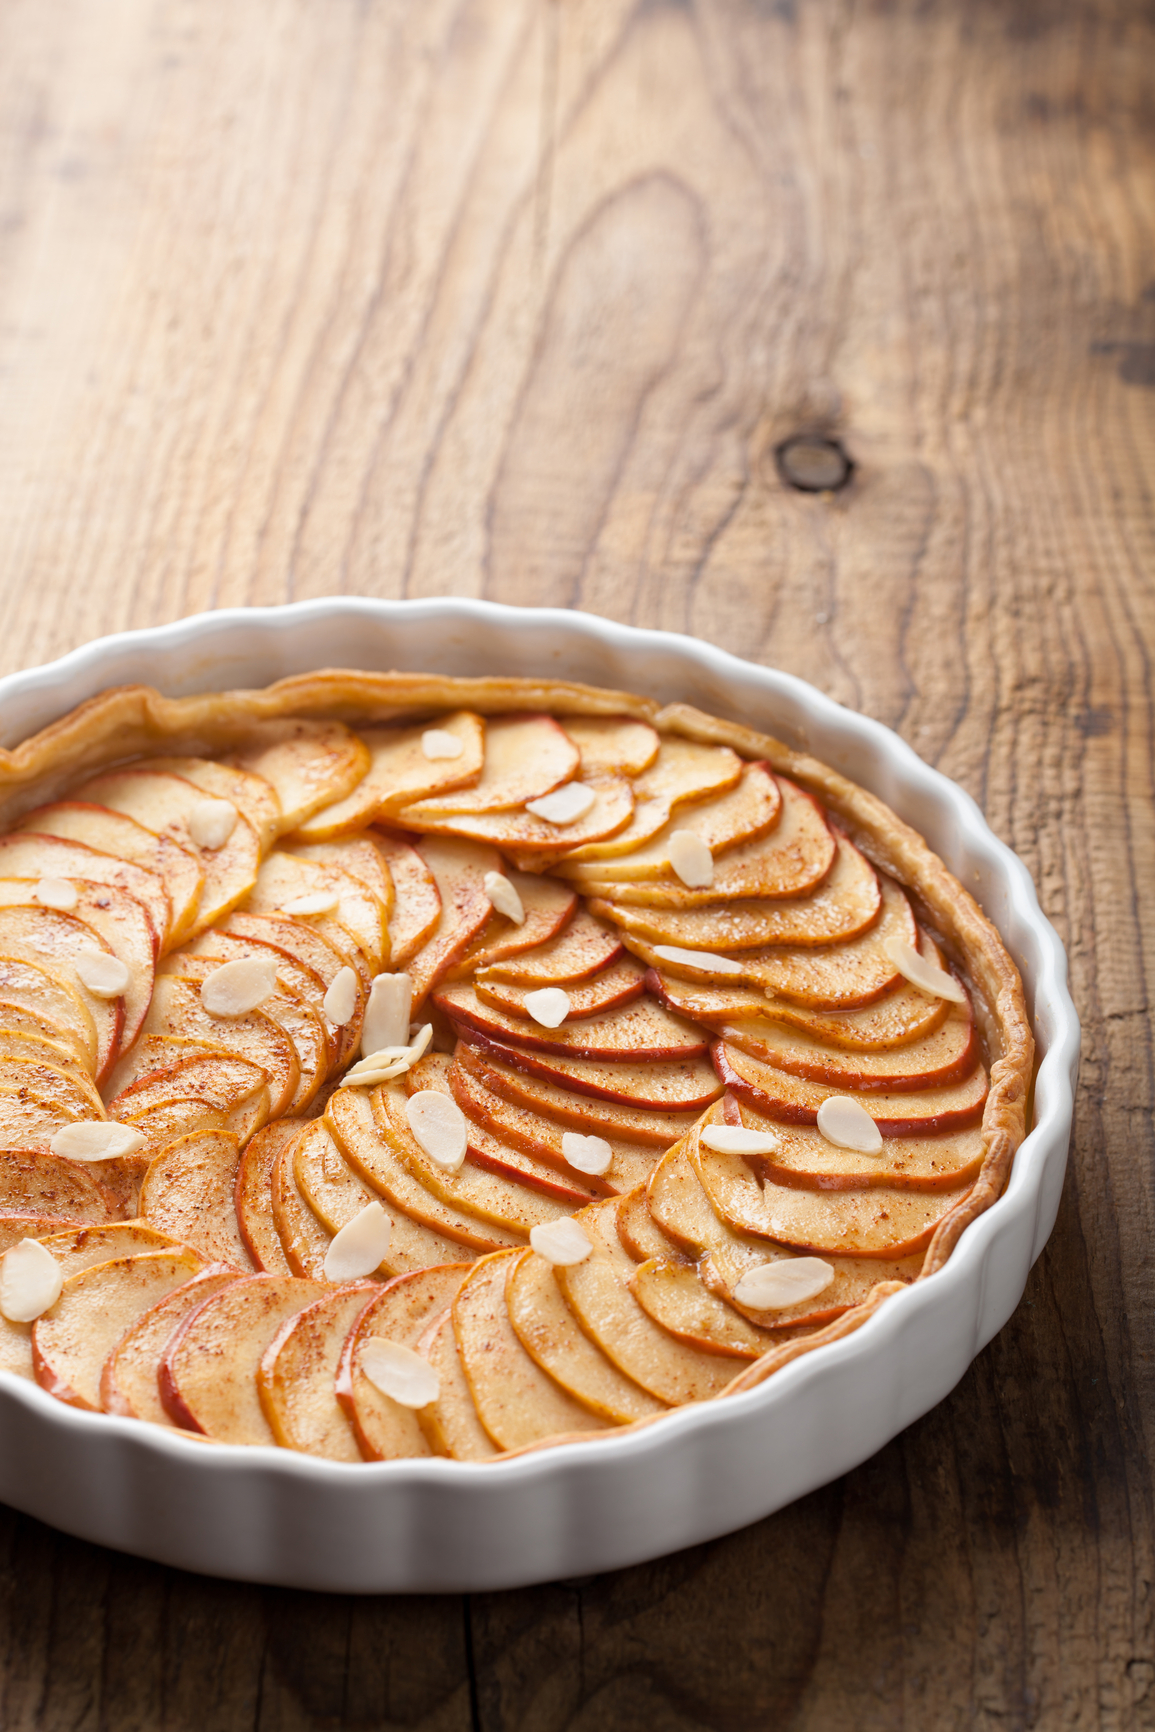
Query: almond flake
[[187, 797, 238, 850], [524, 986, 571, 1029], [421, 728, 465, 761], [530, 1218, 594, 1266], [323, 965, 359, 1026], [323, 1200, 392, 1280], [200, 954, 278, 1017], [700, 1124, 781, 1155], [34, 877, 78, 911], [362, 973, 412, 1057], [667, 829, 714, 888], [561, 1132, 612, 1176], [653, 944, 743, 976], [282, 891, 340, 917], [360, 1338, 440, 1408], [74, 951, 130, 998], [0, 1238, 63, 1322], [525, 783, 597, 825], [816, 1095, 883, 1154], [882, 936, 967, 1003], [406, 1089, 467, 1171], [483, 871, 525, 924], [733, 1257, 835, 1311], [50, 1122, 146, 1162], [340, 1024, 433, 1089]]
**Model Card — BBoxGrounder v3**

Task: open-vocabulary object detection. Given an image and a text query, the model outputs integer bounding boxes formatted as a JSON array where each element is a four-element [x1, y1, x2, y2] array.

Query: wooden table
[[0, 0, 1150, 1724]]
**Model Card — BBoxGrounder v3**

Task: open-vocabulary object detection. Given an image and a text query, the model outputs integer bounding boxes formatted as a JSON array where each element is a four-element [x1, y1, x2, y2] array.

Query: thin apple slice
[[437, 983, 707, 1064], [0, 1214, 94, 1257], [33, 1248, 204, 1409], [454, 1026, 723, 1113], [715, 1040, 989, 1134], [144, 756, 281, 854], [558, 740, 744, 865], [327, 1087, 523, 1252], [593, 833, 881, 951], [283, 837, 395, 922], [271, 1126, 333, 1278], [476, 955, 645, 1023], [629, 1259, 781, 1358], [0, 1087, 84, 1151], [108, 1041, 271, 1149], [107, 976, 300, 1117], [179, 932, 339, 1074], [216, 911, 364, 1067], [426, 777, 635, 855], [159, 955, 328, 1114], [0, 1056, 103, 1120], [477, 909, 622, 988], [448, 1056, 655, 1194], [722, 1000, 976, 1093], [101, 1265, 242, 1422], [413, 1307, 498, 1460], [0, 1150, 119, 1222], [714, 1090, 985, 1190], [160, 1274, 328, 1442], [373, 1076, 576, 1234], [336, 1264, 470, 1460], [234, 1122, 296, 1274], [139, 1131, 254, 1269], [72, 768, 261, 937], [0, 833, 171, 954], [505, 1247, 667, 1423], [0, 881, 154, 1055], [122, 1099, 236, 1164], [615, 1186, 685, 1263], [0, 1004, 94, 1077], [400, 714, 578, 820], [454, 1039, 702, 1147], [561, 716, 660, 776], [404, 838, 502, 1006], [0, 956, 97, 1073], [296, 714, 484, 839], [225, 718, 372, 831], [447, 874, 577, 977], [0, 916, 123, 1080], [258, 1283, 376, 1459], [371, 833, 441, 969], [0, 1027, 104, 1093], [246, 850, 387, 974], [15, 803, 203, 951], [453, 1251, 612, 1449], [554, 1202, 738, 1403]]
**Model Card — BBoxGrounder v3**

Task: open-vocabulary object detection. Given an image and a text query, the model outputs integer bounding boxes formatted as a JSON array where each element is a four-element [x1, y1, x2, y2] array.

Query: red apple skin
[[155, 1279, 265, 1433], [712, 1042, 988, 1136], [718, 1012, 979, 1093], [435, 984, 707, 1063], [454, 1025, 724, 1113]]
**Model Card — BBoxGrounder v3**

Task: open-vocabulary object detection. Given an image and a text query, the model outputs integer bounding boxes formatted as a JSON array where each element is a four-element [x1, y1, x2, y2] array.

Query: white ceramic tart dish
[[0, 601, 1077, 1593]]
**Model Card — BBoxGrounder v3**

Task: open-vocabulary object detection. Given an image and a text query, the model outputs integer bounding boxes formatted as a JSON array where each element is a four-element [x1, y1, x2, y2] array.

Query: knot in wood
[[776, 436, 852, 493]]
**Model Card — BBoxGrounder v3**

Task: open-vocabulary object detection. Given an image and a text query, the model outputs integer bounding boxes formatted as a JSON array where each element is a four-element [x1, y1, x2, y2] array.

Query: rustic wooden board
[[0, 0, 1152, 1725]]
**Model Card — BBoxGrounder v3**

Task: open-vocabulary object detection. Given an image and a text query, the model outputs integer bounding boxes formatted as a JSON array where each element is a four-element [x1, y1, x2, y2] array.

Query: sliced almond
[[652, 944, 743, 976], [524, 987, 571, 1029], [282, 891, 340, 917], [363, 974, 412, 1056], [0, 1238, 63, 1322], [34, 878, 78, 911], [667, 830, 713, 889], [530, 1218, 593, 1266], [483, 871, 525, 924], [323, 965, 359, 1027], [816, 1095, 883, 1154], [561, 1132, 612, 1177], [700, 1125, 781, 1156], [187, 797, 239, 851], [323, 1200, 393, 1280], [524, 784, 597, 825], [405, 1089, 468, 1171], [421, 729, 465, 762], [360, 1337, 440, 1409], [50, 1122, 145, 1163], [882, 936, 967, 1004], [733, 1258, 835, 1311], [74, 951, 130, 998], [200, 955, 278, 1018]]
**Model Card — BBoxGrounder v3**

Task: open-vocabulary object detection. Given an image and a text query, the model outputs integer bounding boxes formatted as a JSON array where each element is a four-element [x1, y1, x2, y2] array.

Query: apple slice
[[283, 837, 395, 923], [453, 1251, 611, 1449], [336, 1264, 470, 1460], [0, 880, 154, 1055], [454, 1039, 702, 1147], [628, 1259, 780, 1358], [144, 756, 281, 854], [404, 838, 502, 1006], [0, 1150, 119, 1222], [225, 718, 372, 832], [0, 1003, 94, 1077], [234, 1122, 296, 1274], [371, 833, 441, 969], [505, 1247, 667, 1423], [32, 1248, 204, 1409], [0, 913, 124, 1080], [295, 714, 484, 840], [326, 1087, 523, 1251], [216, 910, 365, 1068], [447, 873, 577, 977], [246, 850, 387, 975], [400, 714, 579, 820], [437, 984, 708, 1067], [107, 1041, 271, 1146], [0, 1056, 103, 1120], [180, 932, 339, 1074], [258, 1283, 376, 1459], [453, 1025, 723, 1113], [733, 1114, 985, 1191], [477, 909, 623, 987], [122, 1100, 237, 1165], [0, 1215, 95, 1257], [159, 1274, 328, 1442], [411, 1307, 499, 1460], [592, 833, 881, 951], [0, 956, 97, 1073], [101, 1265, 241, 1422], [615, 1186, 685, 1263], [558, 740, 744, 865], [15, 803, 203, 950], [560, 716, 660, 776], [159, 955, 328, 1114], [107, 976, 300, 1117], [554, 1202, 738, 1403], [0, 1087, 84, 1151], [372, 1077, 577, 1234], [0, 1029, 99, 1094], [476, 956, 645, 1023], [714, 1040, 989, 1134], [559, 763, 782, 886], [0, 834, 171, 954], [271, 1127, 334, 1278], [424, 777, 635, 855], [72, 768, 261, 937], [721, 1000, 976, 1093], [139, 1131, 254, 1269]]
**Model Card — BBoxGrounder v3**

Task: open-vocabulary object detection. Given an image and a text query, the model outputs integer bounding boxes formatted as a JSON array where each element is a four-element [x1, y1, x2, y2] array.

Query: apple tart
[[0, 672, 1032, 1461]]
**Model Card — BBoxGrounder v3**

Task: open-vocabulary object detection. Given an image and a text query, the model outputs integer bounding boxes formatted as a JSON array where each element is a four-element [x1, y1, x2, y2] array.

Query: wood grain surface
[[0, 0, 1152, 1725]]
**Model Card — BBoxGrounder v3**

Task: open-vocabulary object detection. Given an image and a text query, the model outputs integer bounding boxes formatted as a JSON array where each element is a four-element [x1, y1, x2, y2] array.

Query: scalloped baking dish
[[0, 600, 1078, 1592]]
